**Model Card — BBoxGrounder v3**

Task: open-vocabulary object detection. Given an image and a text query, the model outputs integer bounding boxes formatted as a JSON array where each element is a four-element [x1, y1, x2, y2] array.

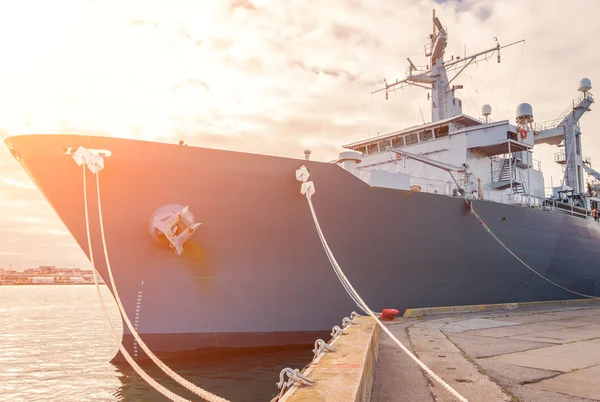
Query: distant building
[[39, 266, 56, 273], [0, 265, 103, 285], [31, 277, 54, 284]]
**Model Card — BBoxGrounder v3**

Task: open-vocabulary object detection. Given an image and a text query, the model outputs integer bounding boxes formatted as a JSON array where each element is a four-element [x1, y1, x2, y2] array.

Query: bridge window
[[405, 133, 418, 146], [420, 130, 433, 142], [354, 146, 366, 155], [379, 140, 391, 152], [392, 137, 405, 148], [367, 143, 378, 154], [434, 126, 449, 138]]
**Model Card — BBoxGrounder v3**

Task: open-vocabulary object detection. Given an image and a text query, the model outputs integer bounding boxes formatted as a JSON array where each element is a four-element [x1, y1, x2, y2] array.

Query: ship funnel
[[579, 78, 592, 92], [516, 103, 534, 125]]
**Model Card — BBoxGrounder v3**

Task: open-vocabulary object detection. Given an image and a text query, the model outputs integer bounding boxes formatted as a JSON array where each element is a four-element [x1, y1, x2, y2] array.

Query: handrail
[[410, 175, 454, 195], [406, 172, 595, 220], [542, 198, 591, 220], [516, 169, 528, 195], [533, 92, 592, 131]]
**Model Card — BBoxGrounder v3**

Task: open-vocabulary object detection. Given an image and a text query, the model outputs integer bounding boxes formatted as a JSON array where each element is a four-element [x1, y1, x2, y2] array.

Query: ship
[[5, 10, 600, 362]]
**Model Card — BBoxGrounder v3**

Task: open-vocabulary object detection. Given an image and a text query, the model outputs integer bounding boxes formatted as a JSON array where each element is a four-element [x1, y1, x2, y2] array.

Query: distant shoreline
[[0, 283, 106, 286]]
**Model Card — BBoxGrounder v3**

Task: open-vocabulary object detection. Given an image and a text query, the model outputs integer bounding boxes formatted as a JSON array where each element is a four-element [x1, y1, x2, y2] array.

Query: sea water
[[0, 285, 312, 401]]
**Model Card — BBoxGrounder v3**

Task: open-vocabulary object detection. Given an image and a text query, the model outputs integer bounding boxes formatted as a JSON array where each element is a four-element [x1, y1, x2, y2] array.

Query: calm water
[[0, 285, 313, 401]]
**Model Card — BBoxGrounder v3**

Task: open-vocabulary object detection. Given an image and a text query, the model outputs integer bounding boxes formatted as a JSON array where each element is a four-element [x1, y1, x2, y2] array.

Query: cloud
[[170, 77, 211, 95], [0, 0, 600, 268], [0, 138, 81, 269], [291, 61, 361, 82], [129, 19, 160, 28], [0, 251, 25, 257], [230, 0, 257, 12]]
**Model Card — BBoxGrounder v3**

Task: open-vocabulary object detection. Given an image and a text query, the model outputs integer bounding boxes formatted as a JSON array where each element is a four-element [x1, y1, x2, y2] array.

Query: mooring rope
[[82, 164, 193, 402], [299, 171, 469, 402], [443, 167, 600, 301], [465, 198, 600, 301], [78, 149, 230, 402]]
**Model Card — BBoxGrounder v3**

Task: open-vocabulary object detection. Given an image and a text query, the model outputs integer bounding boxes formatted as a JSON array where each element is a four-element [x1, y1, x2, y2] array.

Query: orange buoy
[[381, 308, 400, 320]]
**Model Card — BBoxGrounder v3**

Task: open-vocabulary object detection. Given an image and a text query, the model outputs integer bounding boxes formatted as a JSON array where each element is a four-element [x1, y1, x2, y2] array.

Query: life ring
[[518, 126, 528, 140]]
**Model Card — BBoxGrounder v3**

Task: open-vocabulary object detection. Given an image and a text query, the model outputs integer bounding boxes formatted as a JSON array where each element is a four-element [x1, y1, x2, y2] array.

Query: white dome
[[579, 78, 592, 92], [481, 104, 492, 116], [516, 103, 533, 123]]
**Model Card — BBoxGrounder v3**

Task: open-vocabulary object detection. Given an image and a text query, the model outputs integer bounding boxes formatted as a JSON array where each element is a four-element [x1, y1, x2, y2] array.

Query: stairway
[[499, 158, 511, 181], [513, 182, 525, 194], [491, 157, 526, 194]]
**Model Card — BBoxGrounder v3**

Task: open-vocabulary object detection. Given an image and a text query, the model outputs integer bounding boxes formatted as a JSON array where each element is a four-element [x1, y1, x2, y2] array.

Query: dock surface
[[373, 304, 600, 402]]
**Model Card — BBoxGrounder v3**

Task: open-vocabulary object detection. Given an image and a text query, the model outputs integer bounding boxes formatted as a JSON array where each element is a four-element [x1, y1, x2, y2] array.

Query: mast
[[372, 10, 524, 123], [534, 82, 594, 196]]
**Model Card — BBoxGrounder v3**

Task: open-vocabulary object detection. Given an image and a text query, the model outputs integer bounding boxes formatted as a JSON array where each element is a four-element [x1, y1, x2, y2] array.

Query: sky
[[0, 0, 599, 270]]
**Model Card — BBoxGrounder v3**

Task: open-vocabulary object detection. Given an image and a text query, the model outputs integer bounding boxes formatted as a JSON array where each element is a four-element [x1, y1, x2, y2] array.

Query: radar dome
[[579, 78, 592, 92], [481, 104, 492, 116], [516, 103, 533, 124]]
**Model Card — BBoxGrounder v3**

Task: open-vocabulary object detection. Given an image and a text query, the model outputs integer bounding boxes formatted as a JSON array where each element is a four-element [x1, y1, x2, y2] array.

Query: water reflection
[[0, 286, 312, 401], [115, 346, 313, 401]]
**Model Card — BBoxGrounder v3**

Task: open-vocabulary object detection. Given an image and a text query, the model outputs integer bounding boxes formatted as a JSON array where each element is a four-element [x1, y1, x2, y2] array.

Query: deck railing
[[408, 175, 593, 220]]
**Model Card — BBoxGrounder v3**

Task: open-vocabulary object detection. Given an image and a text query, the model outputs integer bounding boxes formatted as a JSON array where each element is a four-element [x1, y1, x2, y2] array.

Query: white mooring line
[[76, 146, 229, 402]]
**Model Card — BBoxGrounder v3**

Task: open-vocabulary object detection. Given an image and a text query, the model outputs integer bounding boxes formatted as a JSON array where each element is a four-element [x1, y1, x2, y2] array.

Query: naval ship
[[5, 11, 600, 361]]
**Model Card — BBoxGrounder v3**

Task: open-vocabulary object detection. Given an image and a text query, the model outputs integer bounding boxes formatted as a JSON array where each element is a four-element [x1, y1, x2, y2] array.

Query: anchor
[[149, 204, 202, 256]]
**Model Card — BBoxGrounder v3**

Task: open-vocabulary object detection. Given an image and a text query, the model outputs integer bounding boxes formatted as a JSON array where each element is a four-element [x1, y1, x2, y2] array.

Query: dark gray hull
[[6, 134, 600, 361]]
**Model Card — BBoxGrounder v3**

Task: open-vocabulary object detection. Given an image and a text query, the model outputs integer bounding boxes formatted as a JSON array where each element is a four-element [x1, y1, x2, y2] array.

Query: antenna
[[371, 9, 524, 122], [407, 58, 417, 74], [384, 79, 389, 100], [495, 37, 500, 63]]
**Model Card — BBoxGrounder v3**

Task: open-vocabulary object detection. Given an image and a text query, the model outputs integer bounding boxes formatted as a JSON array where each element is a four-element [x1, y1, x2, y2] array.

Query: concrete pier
[[280, 300, 600, 402], [374, 301, 600, 402], [280, 316, 379, 402]]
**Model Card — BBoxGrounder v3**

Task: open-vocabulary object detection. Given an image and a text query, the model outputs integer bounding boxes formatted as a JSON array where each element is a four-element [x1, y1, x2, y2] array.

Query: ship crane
[[533, 79, 594, 195], [372, 9, 524, 123]]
